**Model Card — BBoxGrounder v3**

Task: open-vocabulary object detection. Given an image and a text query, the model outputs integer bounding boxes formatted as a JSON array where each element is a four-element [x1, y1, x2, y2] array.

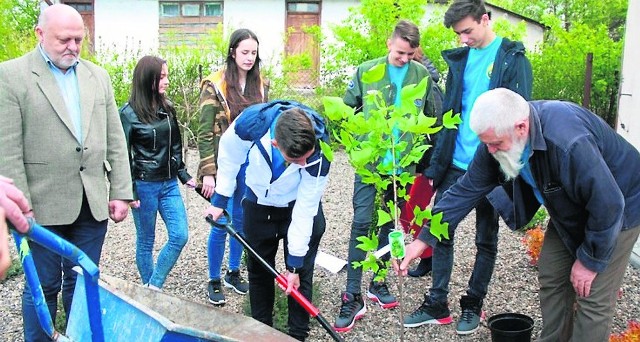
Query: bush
[[522, 226, 545, 266], [96, 29, 225, 147], [529, 18, 622, 126], [0, 0, 38, 62], [520, 207, 548, 266], [523, 206, 549, 231], [610, 320, 640, 342]]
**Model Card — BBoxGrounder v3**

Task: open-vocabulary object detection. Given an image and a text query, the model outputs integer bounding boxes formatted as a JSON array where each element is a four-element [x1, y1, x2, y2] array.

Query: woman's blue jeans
[[132, 178, 189, 288], [207, 163, 247, 280]]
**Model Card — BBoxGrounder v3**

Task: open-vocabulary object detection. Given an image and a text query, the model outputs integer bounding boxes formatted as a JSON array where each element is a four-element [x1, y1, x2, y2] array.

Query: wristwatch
[[286, 265, 299, 274]]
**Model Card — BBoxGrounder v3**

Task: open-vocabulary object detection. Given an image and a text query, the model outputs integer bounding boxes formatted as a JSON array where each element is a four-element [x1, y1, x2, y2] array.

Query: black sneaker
[[334, 292, 366, 332], [366, 281, 399, 309], [404, 296, 453, 327], [223, 270, 249, 295], [456, 295, 485, 335], [207, 279, 226, 306], [408, 257, 433, 277]]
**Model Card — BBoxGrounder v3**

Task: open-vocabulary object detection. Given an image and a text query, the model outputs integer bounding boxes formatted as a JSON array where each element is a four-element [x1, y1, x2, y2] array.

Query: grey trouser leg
[[538, 224, 640, 342]]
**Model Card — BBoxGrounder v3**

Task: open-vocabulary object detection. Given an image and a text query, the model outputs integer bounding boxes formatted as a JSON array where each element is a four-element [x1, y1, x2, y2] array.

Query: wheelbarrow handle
[[206, 214, 345, 342], [10, 218, 104, 342]]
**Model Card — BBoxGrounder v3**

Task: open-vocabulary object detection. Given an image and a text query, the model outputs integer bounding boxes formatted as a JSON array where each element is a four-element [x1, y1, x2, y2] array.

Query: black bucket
[[487, 313, 534, 342]]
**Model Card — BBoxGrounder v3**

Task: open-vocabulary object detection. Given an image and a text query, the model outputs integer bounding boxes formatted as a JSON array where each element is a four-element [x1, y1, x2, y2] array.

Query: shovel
[[206, 213, 344, 342]]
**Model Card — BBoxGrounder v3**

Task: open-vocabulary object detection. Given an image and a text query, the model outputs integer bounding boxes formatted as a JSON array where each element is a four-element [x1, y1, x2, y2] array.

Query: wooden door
[[286, 2, 320, 88]]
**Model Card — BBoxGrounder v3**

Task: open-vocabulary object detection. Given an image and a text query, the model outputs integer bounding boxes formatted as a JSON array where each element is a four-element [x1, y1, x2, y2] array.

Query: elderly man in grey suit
[[0, 4, 132, 341]]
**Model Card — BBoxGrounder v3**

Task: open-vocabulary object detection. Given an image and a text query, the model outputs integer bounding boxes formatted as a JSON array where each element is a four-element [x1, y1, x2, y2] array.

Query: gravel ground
[[1, 149, 639, 341]]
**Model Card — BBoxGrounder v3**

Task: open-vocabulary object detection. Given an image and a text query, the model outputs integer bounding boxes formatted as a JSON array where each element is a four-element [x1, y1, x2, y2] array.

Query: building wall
[[489, 6, 544, 51], [223, 0, 359, 72], [222, 0, 284, 67], [320, 0, 358, 47], [95, 0, 159, 55], [616, 0, 640, 268], [91, 1, 544, 66]]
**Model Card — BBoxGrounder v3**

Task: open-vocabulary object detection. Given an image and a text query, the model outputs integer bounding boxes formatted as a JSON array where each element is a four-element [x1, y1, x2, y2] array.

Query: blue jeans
[[429, 166, 499, 304], [345, 175, 393, 294], [207, 163, 247, 280], [132, 178, 188, 288], [22, 195, 107, 342]]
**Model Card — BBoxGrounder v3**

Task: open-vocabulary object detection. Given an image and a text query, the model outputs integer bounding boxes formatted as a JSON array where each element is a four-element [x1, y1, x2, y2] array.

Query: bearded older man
[[396, 88, 640, 341]]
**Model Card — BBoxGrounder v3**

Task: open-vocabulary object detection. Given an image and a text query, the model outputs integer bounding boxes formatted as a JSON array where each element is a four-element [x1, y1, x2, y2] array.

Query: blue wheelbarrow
[[11, 219, 295, 341]]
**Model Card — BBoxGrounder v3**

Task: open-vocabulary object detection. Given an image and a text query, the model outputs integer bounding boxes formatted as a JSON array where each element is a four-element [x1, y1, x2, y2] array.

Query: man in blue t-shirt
[[334, 20, 433, 333], [404, 0, 533, 336]]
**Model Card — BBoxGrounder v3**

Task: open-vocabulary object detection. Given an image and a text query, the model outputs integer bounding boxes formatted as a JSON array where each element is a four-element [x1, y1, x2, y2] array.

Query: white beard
[[492, 137, 527, 180]]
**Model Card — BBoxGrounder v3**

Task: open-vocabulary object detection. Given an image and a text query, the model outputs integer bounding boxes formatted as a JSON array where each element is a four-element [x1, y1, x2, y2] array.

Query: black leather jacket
[[120, 103, 191, 186]]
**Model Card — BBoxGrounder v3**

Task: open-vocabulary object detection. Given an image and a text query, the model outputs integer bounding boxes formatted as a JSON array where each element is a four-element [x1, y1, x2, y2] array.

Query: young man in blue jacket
[[204, 100, 330, 341], [398, 88, 640, 342], [406, 0, 533, 335]]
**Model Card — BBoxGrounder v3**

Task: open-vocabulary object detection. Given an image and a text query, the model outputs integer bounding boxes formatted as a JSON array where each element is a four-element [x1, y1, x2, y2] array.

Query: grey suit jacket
[[0, 48, 132, 225]]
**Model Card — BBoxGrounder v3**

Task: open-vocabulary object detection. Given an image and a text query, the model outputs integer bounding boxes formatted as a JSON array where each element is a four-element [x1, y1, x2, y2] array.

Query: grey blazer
[[0, 48, 132, 225]]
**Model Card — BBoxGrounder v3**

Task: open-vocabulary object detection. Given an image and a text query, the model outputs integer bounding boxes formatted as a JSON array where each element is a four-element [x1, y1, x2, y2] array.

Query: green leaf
[[362, 254, 380, 273], [374, 178, 392, 192], [376, 209, 392, 226], [318, 140, 333, 162], [442, 110, 462, 129], [398, 77, 429, 114], [396, 172, 415, 187], [373, 267, 388, 282], [399, 145, 428, 168], [409, 114, 442, 135], [395, 114, 415, 132], [363, 170, 382, 185], [336, 130, 357, 150], [361, 63, 386, 84], [357, 168, 377, 184], [400, 77, 428, 101], [385, 200, 399, 220], [394, 140, 408, 154], [413, 206, 432, 226], [397, 186, 407, 199], [342, 113, 370, 135], [376, 162, 393, 175], [355, 234, 378, 252], [429, 211, 450, 241], [322, 96, 353, 121], [349, 146, 376, 168]]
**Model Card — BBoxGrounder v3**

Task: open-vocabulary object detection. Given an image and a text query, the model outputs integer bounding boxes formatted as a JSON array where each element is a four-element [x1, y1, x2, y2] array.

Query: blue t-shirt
[[518, 143, 544, 204], [382, 62, 410, 171], [388, 63, 409, 106], [453, 36, 503, 170]]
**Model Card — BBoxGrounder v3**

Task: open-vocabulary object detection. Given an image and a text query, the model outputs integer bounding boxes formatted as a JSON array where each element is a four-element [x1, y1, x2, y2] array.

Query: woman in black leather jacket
[[120, 55, 195, 290]]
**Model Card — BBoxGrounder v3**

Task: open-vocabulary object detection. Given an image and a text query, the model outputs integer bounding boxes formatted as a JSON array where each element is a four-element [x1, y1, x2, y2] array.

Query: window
[[67, 3, 93, 12], [159, 1, 224, 48], [182, 3, 200, 16], [204, 3, 222, 16], [287, 2, 320, 13], [160, 3, 180, 17], [160, 2, 223, 17]]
